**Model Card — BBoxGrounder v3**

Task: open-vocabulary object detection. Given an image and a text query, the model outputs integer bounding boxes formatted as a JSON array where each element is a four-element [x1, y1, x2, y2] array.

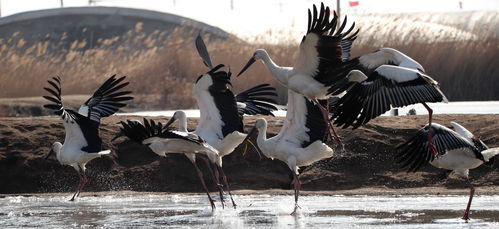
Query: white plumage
[[237, 3, 359, 102], [397, 122, 498, 221], [43, 75, 133, 201], [245, 90, 333, 215], [118, 118, 221, 210]]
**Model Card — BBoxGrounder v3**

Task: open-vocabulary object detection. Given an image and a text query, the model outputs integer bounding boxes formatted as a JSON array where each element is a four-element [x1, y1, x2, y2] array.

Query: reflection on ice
[[1, 193, 498, 228]]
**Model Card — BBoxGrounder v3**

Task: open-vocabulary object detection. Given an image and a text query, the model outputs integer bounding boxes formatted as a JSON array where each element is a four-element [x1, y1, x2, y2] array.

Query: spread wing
[[396, 123, 478, 172], [235, 84, 278, 116], [294, 2, 359, 87], [331, 65, 447, 129], [43, 76, 101, 152], [119, 118, 205, 145], [78, 75, 133, 123]]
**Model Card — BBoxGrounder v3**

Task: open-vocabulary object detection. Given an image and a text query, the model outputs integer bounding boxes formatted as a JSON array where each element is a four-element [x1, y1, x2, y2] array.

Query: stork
[[173, 35, 279, 209], [237, 2, 360, 145], [329, 58, 448, 156], [396, 121, 499, 222], [43, 75, 133, 201], [243, 90, 334, 215], [117, 118, 221, 210]]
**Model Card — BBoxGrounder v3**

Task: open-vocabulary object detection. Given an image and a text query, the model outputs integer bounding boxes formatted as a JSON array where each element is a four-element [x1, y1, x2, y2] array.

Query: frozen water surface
[[1, 194, 498, 228], [118, 101, 499, 118]]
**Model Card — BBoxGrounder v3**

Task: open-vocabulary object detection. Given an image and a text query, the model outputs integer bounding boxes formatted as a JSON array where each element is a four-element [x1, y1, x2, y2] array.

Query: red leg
[[76, 169, 88, 198], [70, 177, 83, 201], [462, 178, 475, 222], [422, 103, 437, 157], [317, 103, 343, 147], [200, 157, 226, 209], [290, 173, 302, 216], [218, 166, 237, 209], [192, 162, 216, 210]]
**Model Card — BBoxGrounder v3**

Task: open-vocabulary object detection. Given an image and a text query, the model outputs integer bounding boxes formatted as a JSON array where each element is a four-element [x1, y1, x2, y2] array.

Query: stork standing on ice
[[43, 75, 133, 201], [117, 118, 221, 210], [242, 90, 333, 215], [182, 35, 278, 208], [396, 121, 499, 222]]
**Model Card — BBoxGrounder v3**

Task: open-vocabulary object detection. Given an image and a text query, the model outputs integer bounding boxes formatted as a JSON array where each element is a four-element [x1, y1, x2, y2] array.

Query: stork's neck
[[54, 142, 63, 162], [177, 114, 188, 132], [259, 51, 289, 85], [255, 123, 272, 158]]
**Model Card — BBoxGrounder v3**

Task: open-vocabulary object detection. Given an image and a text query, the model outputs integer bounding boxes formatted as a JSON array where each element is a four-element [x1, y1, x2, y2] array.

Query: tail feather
[[482, 147, 499, 162], [98, 150, 111, 155]]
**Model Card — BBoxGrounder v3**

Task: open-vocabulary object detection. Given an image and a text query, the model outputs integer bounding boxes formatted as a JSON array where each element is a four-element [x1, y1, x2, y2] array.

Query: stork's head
[[194, 64, 232, 92], [237, 49, 268, 77], [45, 142, 62, 160], [165, 110, 186, 129], [254, 118, 267, 131]]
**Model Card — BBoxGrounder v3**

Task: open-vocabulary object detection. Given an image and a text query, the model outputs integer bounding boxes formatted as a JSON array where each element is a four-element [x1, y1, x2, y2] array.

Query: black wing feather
[[395, 123, 478, 172], [119, 118, 205, 145], [235, 84, 278, 117], [195, 34, 214, 69], [331, 70, 446, 129], [304, 3, 360, 87], [81, 75, 133, 123]]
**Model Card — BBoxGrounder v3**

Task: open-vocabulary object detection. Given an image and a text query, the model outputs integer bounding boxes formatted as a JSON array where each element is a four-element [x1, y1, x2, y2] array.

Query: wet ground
[[1, 193, 498, 228]]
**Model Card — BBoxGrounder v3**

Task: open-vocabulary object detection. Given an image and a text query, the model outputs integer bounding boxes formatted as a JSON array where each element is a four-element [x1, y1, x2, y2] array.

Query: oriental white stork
[[117, 118, 221, 210], [330, 60, 448, 156], [396, 121, 498, 222], [243, 90, 334, 215], [43, 75, 133, 201], [237, 2, 360, 145], [190, 35, 279, 208]]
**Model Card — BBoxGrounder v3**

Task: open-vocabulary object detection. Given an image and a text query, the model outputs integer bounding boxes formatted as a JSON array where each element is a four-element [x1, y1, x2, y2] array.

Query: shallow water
[[1, 194, 498, 228]]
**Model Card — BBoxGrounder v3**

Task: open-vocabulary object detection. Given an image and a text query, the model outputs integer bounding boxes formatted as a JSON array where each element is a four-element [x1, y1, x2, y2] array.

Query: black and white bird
[[237, 3, 360, 144], [190, 35, 279, 208], [238, 3, 358, 101], [396, 121, 498, 222], [243, 90, 333, 215], [329, 48, 448, 155], [43, 75, 133, 201], [118, 118, 222, 210]]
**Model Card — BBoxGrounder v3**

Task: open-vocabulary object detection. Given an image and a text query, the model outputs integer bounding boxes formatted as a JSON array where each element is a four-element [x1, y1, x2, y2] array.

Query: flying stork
[[396, 121, 498, 222], [329, 49, 448, 156], [237, 2, 360, 144], [242, 90, 334, 215], [43, 75, 133, 201]]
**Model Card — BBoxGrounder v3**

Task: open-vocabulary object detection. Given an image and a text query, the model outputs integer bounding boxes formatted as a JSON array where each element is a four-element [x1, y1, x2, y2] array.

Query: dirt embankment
[[0, 114, 497, 194]]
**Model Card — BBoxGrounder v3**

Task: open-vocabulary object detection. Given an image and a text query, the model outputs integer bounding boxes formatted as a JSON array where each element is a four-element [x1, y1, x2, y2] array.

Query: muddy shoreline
[[0, 114, 498, 194]]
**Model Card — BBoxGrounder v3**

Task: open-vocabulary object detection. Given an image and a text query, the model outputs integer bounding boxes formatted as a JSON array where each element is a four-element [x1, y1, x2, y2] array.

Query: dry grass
[[0, 11, 497, 110]]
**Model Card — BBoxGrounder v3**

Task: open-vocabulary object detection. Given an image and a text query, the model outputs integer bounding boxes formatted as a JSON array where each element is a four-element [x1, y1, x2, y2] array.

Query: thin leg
[[76, 167, 88, 198], [317, 103, 343, 148], [200, 157, 225, 209], [192, 161, 216, 210], [422, 102, 437, 157], [462, 178, 475, 222], [70, 169, 83, 201], [290, 173, 302, 216], [217, 166, 237, 209]]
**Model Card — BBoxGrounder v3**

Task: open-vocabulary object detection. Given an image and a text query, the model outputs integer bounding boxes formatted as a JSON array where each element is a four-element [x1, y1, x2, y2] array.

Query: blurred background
[[0, 0, 497, 115]]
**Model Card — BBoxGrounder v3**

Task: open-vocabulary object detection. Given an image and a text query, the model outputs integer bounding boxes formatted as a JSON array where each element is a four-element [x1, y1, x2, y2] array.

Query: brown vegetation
[[0, 11, 497, 111]]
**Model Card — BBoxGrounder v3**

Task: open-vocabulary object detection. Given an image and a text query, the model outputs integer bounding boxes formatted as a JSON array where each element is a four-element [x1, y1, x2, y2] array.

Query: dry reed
[[0, 11, 497, 110]]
